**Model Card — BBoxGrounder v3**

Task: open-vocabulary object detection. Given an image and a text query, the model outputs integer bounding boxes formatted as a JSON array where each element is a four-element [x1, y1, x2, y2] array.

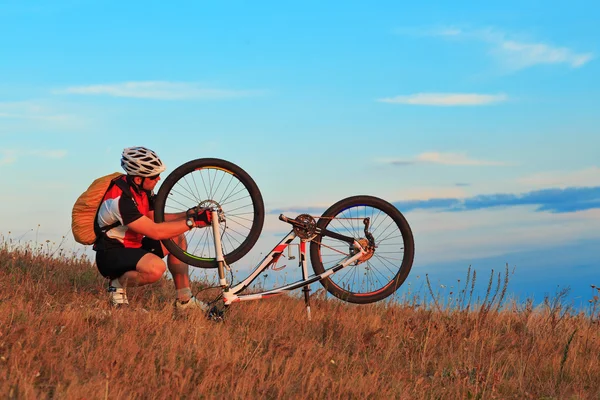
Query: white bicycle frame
[[209, 210, 368, 312]]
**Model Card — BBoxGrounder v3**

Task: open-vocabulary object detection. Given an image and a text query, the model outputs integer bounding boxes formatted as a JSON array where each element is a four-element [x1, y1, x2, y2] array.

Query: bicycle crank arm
[[278, 214, 301, 226]]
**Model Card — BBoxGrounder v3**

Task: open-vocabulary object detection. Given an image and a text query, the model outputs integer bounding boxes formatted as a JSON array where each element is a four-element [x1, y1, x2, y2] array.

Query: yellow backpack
[[71, 173, 124, 245]]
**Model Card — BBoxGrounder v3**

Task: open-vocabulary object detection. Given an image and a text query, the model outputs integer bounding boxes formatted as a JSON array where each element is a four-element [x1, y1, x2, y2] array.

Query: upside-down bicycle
[[153, 158, 415, 318]]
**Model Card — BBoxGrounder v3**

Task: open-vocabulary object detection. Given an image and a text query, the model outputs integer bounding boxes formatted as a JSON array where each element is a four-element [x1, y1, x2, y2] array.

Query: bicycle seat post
[[211, 209, 228, 290]]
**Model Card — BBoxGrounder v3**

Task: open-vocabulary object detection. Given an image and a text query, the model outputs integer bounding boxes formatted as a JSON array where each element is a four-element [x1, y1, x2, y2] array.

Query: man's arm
[[146, 210, 187, 222], [127, 215, 189, 240]]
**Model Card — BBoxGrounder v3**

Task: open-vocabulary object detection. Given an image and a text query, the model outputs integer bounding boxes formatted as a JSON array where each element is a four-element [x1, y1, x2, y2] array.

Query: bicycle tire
[[154, 158, 264, 268], [309, 195, 414, 304]]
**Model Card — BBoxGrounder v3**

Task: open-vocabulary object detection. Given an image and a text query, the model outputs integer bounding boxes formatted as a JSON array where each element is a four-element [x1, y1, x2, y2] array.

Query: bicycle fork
[[211, 209, 229, 290]]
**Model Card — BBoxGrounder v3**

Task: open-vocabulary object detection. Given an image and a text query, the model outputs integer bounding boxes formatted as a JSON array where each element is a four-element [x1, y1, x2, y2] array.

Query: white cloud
[[0, 153, 16, 166], [494, 40, 593, 70], [437, 27, 462, 37], [518, 166, 600, 189], [378, 93, 507, 106], [393, 186, 468, 201], [0, 149, 67, 166], [393, 26, 463, 37], [58, 81, 264, 100], [382, 152, 510, 167], [0, 101, 71, 121], [29, 149, 68, 159], [414, 26, 593, 71], [417, 152, 507, 166]]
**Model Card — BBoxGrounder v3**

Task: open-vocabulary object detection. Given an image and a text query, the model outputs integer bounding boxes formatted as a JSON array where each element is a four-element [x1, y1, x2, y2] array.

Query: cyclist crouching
[[94, 146, 210, 309]]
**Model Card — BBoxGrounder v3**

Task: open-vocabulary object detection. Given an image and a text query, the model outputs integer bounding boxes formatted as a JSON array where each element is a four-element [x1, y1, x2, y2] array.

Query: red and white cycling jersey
[[96, 176, 154, 250]]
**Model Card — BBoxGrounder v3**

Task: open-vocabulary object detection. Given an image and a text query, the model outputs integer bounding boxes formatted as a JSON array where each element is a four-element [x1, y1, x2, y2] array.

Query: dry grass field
[[1, 238, 599, 399]]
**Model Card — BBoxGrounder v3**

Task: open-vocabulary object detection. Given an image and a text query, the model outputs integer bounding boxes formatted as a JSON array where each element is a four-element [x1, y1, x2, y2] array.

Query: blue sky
[[1, 1, 598, 304]]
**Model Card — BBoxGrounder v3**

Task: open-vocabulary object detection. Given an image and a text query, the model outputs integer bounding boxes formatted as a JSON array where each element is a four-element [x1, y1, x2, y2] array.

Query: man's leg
[[161, 234, 208, 310], [164, 234, 193, 301], [117, 253, 167, 287], [99, 248, 166, 306]]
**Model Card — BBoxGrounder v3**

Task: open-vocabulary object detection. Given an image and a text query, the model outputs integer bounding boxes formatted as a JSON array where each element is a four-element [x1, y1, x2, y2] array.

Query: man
[[94, 146, 211, 309]]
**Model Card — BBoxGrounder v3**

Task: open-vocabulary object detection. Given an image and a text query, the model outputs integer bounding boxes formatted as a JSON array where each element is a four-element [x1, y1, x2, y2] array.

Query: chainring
[[294, 214, 317, 241]]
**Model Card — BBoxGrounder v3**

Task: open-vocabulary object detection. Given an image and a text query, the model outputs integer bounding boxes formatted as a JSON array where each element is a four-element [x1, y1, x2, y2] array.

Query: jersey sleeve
[[119, 194, 144, 225]]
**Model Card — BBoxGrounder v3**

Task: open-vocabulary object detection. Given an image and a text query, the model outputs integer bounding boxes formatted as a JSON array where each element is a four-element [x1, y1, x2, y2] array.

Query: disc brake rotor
[[355, 238, 375, 264], [198, 200, 225, 222]]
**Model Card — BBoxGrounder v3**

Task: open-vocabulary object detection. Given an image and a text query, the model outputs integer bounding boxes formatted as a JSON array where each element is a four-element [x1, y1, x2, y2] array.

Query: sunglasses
[[147, 174, 161, 180]]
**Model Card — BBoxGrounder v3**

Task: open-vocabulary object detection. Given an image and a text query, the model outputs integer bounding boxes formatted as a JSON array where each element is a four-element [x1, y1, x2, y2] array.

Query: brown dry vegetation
[[1, 239, 599, 400]]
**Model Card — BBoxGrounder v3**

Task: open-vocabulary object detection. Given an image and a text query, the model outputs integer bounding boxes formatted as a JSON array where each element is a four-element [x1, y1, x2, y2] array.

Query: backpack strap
[[113, 178, 134, 202], [93, 177, 135, 243]]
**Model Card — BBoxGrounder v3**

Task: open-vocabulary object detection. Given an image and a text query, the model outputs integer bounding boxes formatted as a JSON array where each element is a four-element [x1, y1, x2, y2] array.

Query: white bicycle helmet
[[121, 146, 166, 177]]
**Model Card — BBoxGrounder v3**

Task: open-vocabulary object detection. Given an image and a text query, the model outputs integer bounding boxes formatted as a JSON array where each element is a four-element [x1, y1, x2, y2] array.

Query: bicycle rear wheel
[[309, 195, 414, 304], [154, 158, 264, 268]]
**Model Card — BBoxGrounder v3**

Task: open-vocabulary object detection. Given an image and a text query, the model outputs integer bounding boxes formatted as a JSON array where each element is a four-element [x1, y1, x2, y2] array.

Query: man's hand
[[186, 206, 212, 228]]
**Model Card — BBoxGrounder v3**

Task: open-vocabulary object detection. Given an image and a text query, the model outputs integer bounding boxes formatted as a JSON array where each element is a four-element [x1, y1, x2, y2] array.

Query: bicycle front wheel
[[154, 158, 265, 268], [309, 195, 414, 304]]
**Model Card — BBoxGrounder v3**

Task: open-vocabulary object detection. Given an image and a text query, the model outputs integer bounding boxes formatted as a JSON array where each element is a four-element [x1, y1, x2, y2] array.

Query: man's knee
[[138, 254, 167, 282], [149, 260, 167, 281], [150, 262, 167, 282]]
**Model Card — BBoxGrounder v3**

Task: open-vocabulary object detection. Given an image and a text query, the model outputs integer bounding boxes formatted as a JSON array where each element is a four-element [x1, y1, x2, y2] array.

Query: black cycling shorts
[[95, 237, 165, 279]]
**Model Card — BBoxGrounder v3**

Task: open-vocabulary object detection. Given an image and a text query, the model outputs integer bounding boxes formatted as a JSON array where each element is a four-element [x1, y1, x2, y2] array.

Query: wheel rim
[[163, 166, 259, 262], [316, 204, 408, 297]]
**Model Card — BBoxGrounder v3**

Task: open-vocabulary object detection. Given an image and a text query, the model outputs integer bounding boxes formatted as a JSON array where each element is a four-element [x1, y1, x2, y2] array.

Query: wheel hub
[[355, 238, 375, 263], [198, 200, 225, 222]]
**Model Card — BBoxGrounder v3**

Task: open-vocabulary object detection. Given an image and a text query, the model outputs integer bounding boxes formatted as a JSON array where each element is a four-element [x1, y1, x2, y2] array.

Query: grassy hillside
[[1, 240, 599, 399]]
